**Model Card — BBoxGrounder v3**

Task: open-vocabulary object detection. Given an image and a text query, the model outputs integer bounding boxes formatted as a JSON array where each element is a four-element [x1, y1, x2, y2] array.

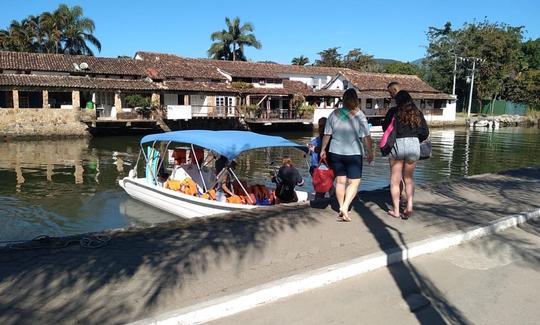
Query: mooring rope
[[2, 234, 111, 250]]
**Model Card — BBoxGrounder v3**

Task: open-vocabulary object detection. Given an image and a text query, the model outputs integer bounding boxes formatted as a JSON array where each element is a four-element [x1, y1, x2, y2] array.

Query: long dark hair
[[394, 90, 422, 128]]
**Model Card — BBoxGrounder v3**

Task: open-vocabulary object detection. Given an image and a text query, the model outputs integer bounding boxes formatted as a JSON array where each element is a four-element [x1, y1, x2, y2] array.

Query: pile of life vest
[[164, 178, 275, 206]]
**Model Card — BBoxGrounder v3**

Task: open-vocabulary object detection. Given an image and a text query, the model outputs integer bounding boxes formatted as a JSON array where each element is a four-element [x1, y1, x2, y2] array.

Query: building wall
[[424, 100, 456, 122], [278, 73, 333, 90], [0, 108, 88, 138]]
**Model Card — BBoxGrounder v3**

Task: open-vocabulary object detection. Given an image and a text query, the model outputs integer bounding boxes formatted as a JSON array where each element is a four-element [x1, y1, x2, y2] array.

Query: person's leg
[[340, 178, 361, 221], [402, 160, 417, 215], [389, 159, 404, 217], [335, 175, 347, 212]]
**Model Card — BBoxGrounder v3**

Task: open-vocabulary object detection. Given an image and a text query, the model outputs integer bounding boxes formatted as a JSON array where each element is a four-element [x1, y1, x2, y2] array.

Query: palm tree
[[39, 11, 63, 53], [55, 4, 101, 55], [0, 4, 101, 55], [291, 55, 310, 66], [208, 17, 261, 61]]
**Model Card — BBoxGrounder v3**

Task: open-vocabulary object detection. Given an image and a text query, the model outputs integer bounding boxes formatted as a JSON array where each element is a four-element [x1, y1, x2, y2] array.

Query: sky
[[1, 0, 539, 64]]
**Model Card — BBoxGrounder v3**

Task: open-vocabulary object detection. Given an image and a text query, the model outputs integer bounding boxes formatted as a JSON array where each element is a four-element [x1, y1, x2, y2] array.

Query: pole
[[452, 55, 457, 96], [467, 59, 476, 118]]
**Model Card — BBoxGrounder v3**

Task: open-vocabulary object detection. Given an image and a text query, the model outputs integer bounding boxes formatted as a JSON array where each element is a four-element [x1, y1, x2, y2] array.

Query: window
[[178, 94, 185, 105], [259, 79, 266, 85], [343, 80, 349, 89], [365, 98, 372, 109]]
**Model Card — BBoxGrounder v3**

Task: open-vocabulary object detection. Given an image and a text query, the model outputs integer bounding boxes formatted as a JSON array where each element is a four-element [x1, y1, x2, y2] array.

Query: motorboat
[[119, 130, 310, 218]]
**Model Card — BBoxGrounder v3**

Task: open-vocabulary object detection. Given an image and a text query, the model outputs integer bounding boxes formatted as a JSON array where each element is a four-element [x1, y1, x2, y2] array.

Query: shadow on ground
[[0, 204, 318, 324]]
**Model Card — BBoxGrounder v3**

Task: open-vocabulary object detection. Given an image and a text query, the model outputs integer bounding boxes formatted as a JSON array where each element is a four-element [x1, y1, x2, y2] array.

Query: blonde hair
[[342, 88, 359, 110]]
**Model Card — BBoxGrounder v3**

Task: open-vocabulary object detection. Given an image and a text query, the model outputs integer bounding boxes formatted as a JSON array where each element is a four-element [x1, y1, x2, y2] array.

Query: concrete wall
[[424, 100, 457, 122], [0, 108, 89, 138]]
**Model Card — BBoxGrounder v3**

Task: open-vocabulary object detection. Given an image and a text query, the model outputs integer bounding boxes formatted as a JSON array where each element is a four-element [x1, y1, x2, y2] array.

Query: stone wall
[[0, 108, 89, 138]]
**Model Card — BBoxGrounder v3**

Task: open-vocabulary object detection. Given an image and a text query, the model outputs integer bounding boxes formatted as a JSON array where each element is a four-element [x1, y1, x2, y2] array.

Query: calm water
[[1, 127, 539, 242]]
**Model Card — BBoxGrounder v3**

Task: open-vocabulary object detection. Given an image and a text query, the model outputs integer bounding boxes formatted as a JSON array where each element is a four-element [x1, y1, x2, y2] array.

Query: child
[[308, 117, 332, 199], [272, 156, 304, 204]]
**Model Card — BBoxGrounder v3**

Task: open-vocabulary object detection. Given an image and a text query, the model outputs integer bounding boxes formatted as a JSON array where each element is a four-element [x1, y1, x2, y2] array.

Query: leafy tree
[[315, 47, 342, 67], [384, 61, 420, 75], [343, 48, 376, 71], [0, 4, 101, 55], [291, 55, 310, 65], [208, 17, 261, 61], [423, 20, 535, 109]]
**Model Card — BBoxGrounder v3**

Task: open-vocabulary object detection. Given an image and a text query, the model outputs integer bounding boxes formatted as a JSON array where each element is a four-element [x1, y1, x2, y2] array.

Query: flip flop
[[339, 209, 352, 222], [387, 210, 401, 218], [402, 210, 413, 220]]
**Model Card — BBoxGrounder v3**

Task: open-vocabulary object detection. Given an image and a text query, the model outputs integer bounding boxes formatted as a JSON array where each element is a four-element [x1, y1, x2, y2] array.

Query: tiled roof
[[135, 51, 227, 80], [0, 51, 148, 77], [163, 80, 237, 93], [135, 51, 341, 78], [339, 70, 440, 93], [0, 74, 159, 90]]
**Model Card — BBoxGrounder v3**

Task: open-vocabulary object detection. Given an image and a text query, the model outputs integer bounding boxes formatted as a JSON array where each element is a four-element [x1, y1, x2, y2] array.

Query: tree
[[384, 62, 420, 75], [315, 47, 342, 67], [208, 17, 261, 61], [343, 48, 376, 71], [55, 4, 101, 55], [424, 20, 533, 109], [291, 55, 309, 66], [0, 4, 101, 55]]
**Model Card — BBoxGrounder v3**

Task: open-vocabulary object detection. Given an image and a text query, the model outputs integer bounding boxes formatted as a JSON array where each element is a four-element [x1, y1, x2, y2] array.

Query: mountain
[[374, 58, 401, 66], [410, 58, 426, 66]]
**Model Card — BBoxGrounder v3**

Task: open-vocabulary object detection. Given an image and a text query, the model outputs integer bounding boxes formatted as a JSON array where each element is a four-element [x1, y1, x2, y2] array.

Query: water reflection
[[0, 127, 539, 241]]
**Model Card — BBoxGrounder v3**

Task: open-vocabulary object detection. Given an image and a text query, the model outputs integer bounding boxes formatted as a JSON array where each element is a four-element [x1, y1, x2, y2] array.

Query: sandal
[[387, 210, 401, 218], [338, 209, 351, 222], [402, 210, 413, 220]]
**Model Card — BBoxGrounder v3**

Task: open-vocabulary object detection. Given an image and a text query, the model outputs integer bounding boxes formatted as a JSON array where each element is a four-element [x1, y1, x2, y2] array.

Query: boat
[[119, 130, 310, 218]]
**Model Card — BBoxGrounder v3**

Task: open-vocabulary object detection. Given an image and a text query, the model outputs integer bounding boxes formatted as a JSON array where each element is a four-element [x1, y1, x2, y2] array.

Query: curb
[[130, 208, 540, 325]]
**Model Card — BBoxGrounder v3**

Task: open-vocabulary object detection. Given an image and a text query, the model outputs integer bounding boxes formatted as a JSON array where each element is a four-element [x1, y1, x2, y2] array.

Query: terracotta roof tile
[[163, 80, 237, 93], [0, 74, 159, 91], [0, 51, 148, 76]]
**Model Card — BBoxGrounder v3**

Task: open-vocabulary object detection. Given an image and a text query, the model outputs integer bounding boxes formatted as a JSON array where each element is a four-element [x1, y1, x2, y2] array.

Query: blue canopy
[[140, 130, 308, 160]]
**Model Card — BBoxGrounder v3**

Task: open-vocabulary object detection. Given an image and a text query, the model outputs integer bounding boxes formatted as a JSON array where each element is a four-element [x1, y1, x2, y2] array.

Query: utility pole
[[464, 57, 483, 118], [452, 55, 458, 96]]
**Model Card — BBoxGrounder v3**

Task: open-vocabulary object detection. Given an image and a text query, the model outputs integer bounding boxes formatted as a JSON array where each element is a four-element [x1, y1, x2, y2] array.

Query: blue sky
[[1, 0, 539, 63]]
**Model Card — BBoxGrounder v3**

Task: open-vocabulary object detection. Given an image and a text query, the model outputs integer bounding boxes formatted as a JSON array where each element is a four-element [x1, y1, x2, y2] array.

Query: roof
[[163, 80, 237, 93], [135, 51, 342, 78], [0, 51, 149, 77], [140, 130, 308, 160], [0, 74, 159, 91], [339, 70, 440, 93]]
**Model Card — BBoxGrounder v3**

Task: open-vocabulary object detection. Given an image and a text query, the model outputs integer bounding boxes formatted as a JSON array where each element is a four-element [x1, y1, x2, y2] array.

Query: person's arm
[[221, 174, 235, 196], [382, 107, 396, 131], [418, 112, 429, 142], [320, 135, 331, 161], [363, 135, 374, 163], [320, 114, 333, 161], [313, 138, 322, 153], [295, 168, 305, 186]]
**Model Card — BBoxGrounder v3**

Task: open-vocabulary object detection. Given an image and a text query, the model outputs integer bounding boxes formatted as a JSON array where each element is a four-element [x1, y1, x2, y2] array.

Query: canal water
[[1, 127, 539, 242]]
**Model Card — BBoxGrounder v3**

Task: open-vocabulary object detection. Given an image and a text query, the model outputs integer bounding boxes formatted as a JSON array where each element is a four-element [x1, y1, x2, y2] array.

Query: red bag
[[312, 159, 334, 193]]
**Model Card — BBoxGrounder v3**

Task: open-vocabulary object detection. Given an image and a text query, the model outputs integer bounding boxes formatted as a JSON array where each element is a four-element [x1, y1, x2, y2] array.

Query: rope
[[4, 234, 111, 250]]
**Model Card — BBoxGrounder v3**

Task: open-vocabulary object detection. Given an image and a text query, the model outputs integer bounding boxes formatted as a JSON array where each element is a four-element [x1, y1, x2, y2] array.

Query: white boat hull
[[119, 177, 308, 219]]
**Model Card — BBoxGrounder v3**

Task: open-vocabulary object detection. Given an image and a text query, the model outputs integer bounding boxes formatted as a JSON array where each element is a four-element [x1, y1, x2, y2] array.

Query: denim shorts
[[328, 152, 363, 179], [390, 137, 420, 162]]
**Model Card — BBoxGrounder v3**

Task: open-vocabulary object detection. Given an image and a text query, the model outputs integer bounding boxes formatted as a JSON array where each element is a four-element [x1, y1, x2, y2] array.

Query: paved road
[[211, 219, 540, 325]]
